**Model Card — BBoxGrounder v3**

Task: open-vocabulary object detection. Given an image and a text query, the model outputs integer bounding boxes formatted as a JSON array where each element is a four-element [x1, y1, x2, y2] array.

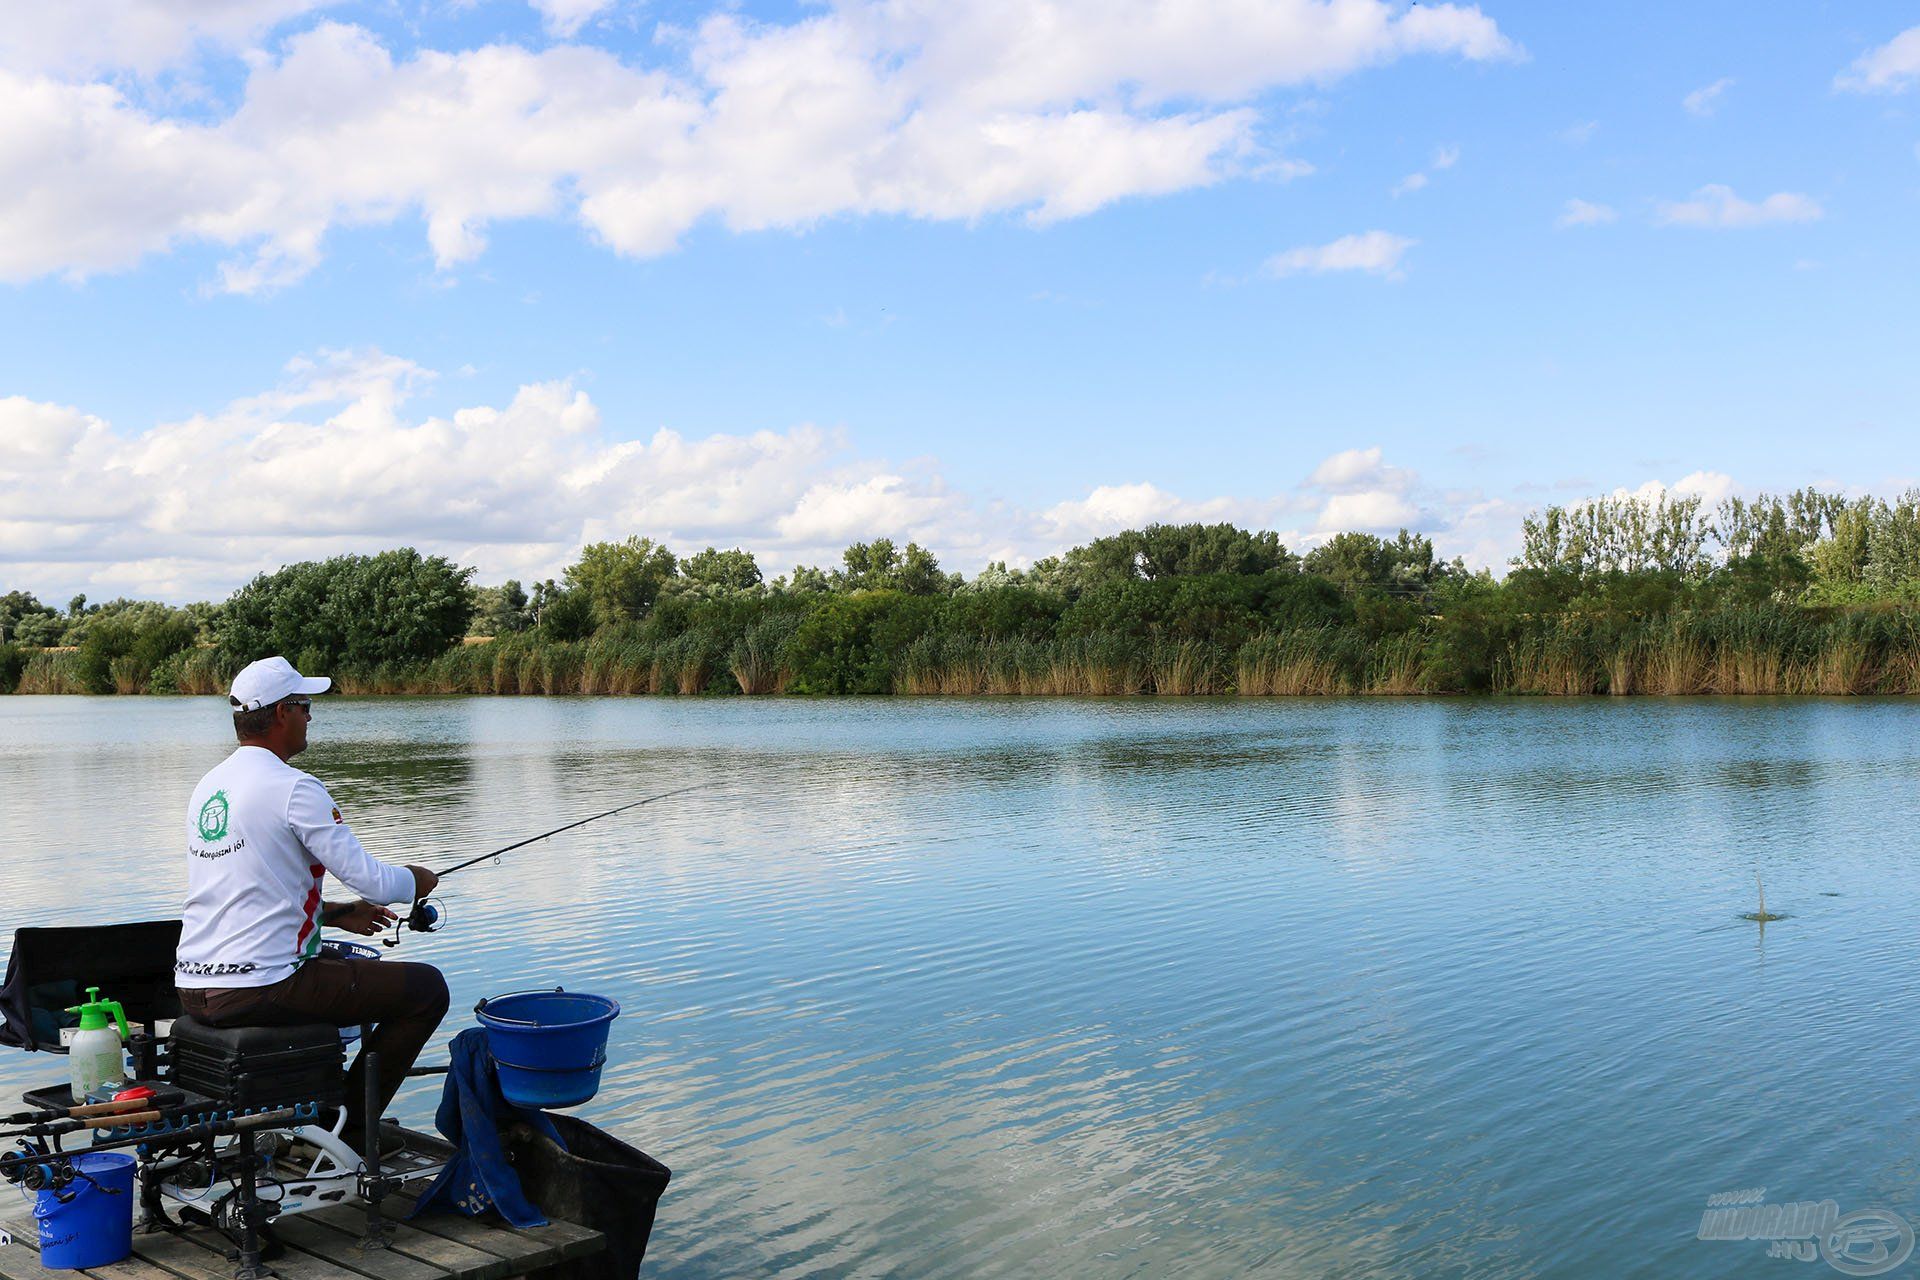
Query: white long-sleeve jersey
[[177, 745, 416, 990]]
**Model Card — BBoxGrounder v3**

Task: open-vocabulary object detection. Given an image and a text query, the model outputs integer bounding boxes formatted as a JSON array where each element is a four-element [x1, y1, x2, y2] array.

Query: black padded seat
[[168, 1014, 346, 1108]]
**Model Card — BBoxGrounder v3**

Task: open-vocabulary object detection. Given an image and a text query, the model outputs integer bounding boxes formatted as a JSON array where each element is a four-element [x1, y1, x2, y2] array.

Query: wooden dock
[[0, 1131, 604, 1280]]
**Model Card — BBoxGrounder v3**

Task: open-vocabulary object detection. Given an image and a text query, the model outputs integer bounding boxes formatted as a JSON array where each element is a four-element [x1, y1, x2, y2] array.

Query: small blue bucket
[[476, 988, 620, 1110], [35, 1151, 135, 1269]]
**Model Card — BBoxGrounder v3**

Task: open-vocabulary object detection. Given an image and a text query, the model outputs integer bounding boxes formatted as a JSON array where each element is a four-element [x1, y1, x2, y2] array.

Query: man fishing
[[175, 656, 447, 1151]]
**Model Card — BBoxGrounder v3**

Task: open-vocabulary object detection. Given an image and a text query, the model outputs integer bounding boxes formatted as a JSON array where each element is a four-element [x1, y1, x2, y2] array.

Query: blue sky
[[1, 1, 1916, 601]]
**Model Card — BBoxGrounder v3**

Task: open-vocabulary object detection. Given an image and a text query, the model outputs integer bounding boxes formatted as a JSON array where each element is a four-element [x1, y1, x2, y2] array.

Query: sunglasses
[[283, 697, 313, 715]]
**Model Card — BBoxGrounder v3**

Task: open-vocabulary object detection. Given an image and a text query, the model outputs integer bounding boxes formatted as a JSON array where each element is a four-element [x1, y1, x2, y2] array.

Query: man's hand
[[326, 900, 398, 937], [407, 865, 440, 899]]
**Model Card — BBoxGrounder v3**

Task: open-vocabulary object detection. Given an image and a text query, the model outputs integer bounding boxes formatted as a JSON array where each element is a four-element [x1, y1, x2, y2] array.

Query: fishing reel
[[0, 1142, 107, 1203], [382, 897, 445, 948], [3, 1141, 70, 1193]]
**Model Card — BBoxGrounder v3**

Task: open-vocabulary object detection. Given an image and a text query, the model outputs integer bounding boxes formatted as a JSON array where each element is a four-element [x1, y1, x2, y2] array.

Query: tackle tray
[[21, 1081, 202, 1113], [167, 1015, 346, 1108]]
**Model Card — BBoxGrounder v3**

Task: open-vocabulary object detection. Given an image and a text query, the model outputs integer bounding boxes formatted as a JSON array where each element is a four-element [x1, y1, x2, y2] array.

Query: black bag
[[0, 921, 182, 1051], [501, 1113, 672, 1279]]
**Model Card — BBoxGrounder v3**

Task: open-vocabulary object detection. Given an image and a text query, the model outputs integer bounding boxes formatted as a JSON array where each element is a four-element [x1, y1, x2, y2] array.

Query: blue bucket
[[476, 989, 620, 1110], [34, 1151, 135, 1269]]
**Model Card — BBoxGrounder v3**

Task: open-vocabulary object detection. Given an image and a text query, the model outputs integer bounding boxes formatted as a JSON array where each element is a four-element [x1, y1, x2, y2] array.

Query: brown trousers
[[178, 955, 450, 1132]]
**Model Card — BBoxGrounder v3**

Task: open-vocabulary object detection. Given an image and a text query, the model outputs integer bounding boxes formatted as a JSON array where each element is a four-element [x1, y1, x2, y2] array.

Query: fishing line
[[434, 782, 710, 878], [385, 781, 710, 947]]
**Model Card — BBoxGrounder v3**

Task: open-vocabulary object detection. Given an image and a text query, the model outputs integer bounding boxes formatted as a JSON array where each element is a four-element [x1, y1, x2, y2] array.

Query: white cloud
[[1036, 483, 1296, 547], [1556, 198, 1617, 228], [1315, 490, 1419, 532], [531, 0, 617, 39], [1836, 25, 1920, 93], [1560, 120, 1599, 145], [1590, 471, 1737, 511], [1309, 446, 1411, 494], [0, 350, 991, 595], [1671, 470, 1737, 505], [1304, 446, 1420, 533], [1682, 77, 1733, 116], [1654, 185, 1823, 229], [0, 2, 1519, 290], [1, 356, 1544, 596], [1263, 231, 1414, 280], [1391, 143, 1457, 196], [0, 1, 333, 77]]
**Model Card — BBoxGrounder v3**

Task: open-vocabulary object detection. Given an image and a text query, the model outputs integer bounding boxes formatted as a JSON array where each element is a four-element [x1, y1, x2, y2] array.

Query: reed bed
[[896, 634, 1223, 696], [12, 603, 1920, 698], [16, 650, 85, 694], [1235, 629, 1353, 696], [730, 619, 795, 694]]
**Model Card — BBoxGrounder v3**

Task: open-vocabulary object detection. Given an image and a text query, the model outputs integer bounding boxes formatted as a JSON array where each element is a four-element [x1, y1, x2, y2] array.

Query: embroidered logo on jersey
[[196, 790, 230, 841], [331, 807, 343, 824]]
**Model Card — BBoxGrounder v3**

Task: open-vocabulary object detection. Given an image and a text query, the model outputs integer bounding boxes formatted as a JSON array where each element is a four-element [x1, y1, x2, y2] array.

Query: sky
[[1, 0, 1917, 603]]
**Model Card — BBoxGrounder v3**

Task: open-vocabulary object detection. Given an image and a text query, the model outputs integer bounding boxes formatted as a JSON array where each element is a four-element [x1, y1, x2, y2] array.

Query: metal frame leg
[[231, 1127, 272, 1280], [358, 1052, 393, 1251]]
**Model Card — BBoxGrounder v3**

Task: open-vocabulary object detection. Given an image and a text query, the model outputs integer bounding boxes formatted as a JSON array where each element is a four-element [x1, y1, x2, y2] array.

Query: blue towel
[[411, 1027, 565, 1227]]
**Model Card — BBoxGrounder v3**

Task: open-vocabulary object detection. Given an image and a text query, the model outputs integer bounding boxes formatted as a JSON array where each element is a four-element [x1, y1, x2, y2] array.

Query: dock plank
[[387, 1194, 601, 1263], [124, 1234, 244, 1280], [360, 1204, 565, 1271], [301, 1208, 513, 1280], [0, 1196, 186, 1280], [269, 1217, 453, 1280], [1, 1125, 604, 1280], [0, 1243, 69, 1280]]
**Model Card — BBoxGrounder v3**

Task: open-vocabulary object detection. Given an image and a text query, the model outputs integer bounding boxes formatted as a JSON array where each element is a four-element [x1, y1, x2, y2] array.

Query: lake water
[[3, 695, 1919, 1277]]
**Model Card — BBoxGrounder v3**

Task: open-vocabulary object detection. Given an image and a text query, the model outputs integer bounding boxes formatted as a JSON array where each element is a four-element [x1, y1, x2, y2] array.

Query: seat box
[[168, 1015, 345, 1108]]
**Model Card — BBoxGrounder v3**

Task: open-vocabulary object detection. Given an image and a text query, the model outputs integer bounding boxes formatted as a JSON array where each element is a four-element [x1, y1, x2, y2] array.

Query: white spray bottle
[[66, 987, 130, 1101]]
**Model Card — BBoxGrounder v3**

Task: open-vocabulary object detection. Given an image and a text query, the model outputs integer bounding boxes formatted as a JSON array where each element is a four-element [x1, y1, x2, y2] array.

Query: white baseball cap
[[229, 656, 331, 711]]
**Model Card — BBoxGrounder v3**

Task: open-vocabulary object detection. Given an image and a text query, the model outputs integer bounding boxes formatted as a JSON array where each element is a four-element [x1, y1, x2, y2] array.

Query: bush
[[786, 592, 942, 694], [1061, 572, 1346, 647], [75, 610, 199, 694], [220, 549, 474, 670]]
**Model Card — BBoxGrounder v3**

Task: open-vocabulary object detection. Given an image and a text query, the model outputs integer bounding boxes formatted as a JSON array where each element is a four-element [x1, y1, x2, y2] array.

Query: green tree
[[12, 612, 67, 647], [1517, 493, 1711, 578], [530, 580, 595, 642], [1047, 523, 1294, 593], [1808, 502, 1873, 590], [773, 565, 834, 595], [837, 539, 951, 595], [785, 591, 943, 692], [471, 580, 532, 636], [1061, 572, 1345, 646], [681, 547, 763, 594], [564, 537, 678, 625], [1304, 529, 1449, 598], [0, 591, 58, 645], [220, 549, 474, 669], [75, 609, 199, 693], [1865, 490, 1920, 594]]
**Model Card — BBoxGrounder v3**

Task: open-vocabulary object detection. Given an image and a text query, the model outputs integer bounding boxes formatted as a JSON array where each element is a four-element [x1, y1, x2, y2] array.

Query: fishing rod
[[386, 782, 709, 946], [435, 782, 709, 878]]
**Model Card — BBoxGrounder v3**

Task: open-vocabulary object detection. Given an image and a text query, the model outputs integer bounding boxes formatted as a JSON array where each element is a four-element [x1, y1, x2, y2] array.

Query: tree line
[[5, 486, 1920, 697]]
